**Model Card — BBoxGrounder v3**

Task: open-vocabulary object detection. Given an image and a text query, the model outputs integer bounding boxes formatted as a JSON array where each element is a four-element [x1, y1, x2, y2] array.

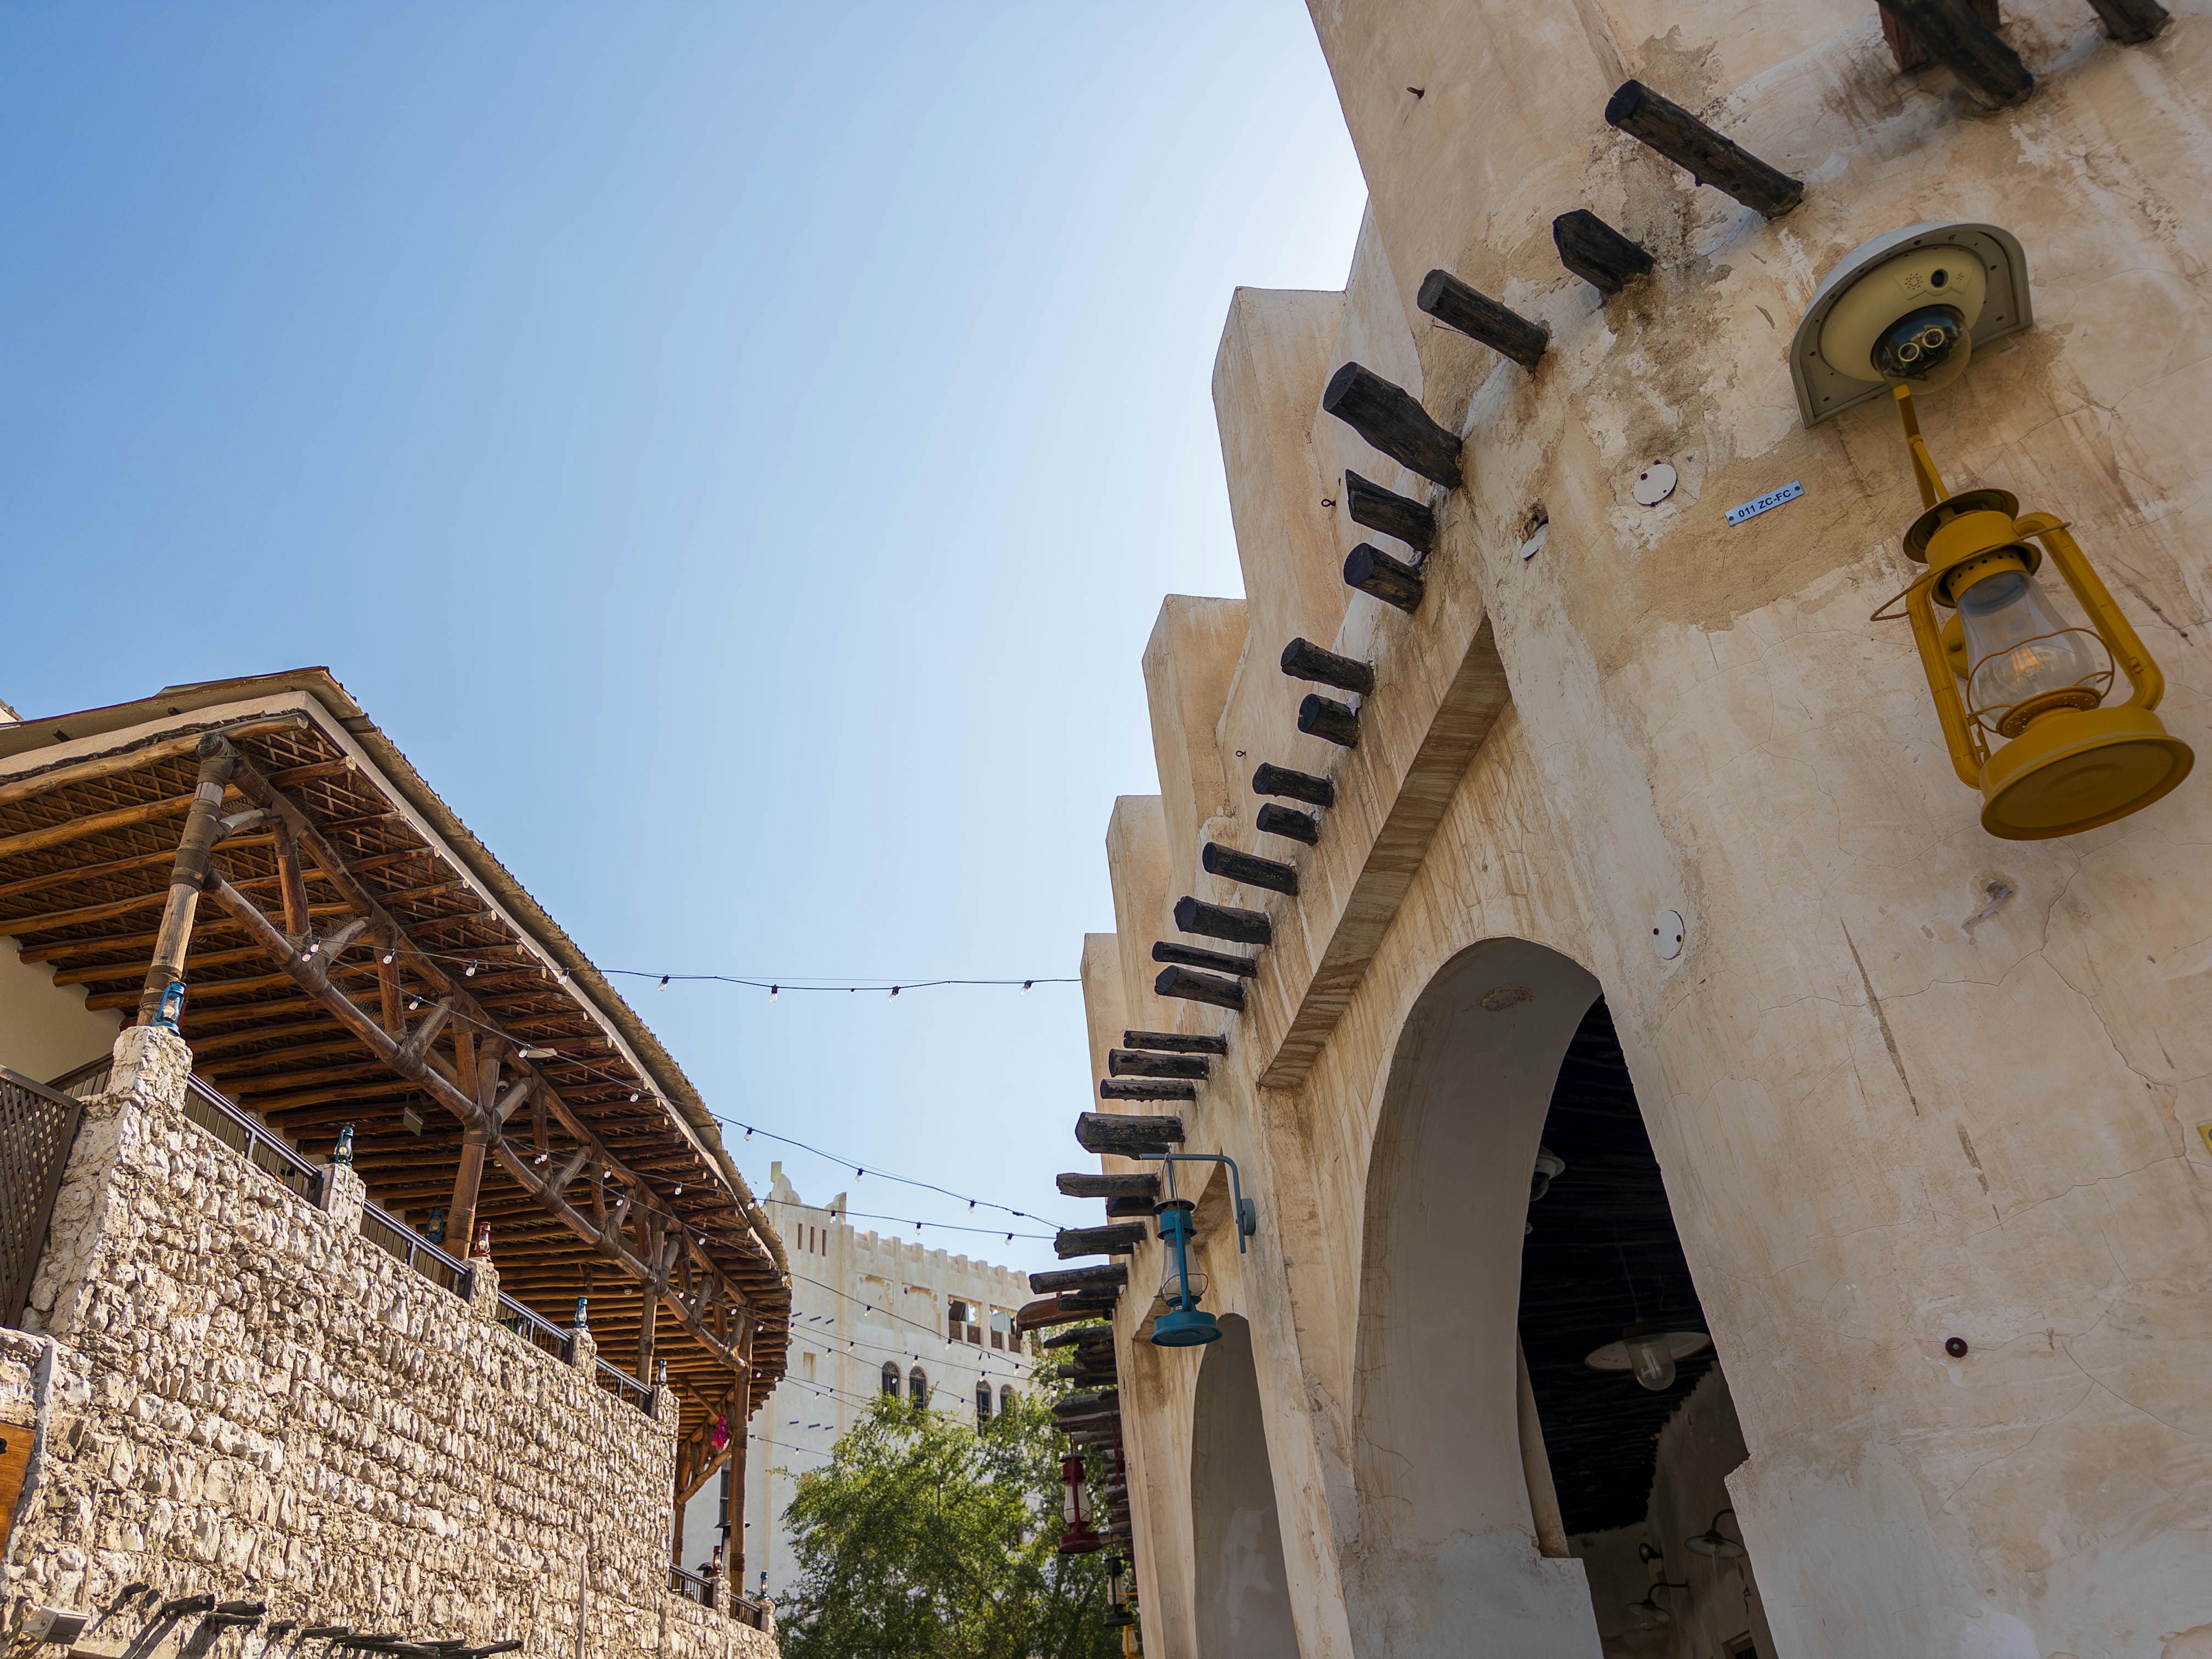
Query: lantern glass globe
[[1624, 1329, 1676, 1391], [1957, 568, 2106, 728]]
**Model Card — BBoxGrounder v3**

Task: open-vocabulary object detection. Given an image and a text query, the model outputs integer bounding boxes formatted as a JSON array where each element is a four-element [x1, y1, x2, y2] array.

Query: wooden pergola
[[0, 671, 786, 1585]]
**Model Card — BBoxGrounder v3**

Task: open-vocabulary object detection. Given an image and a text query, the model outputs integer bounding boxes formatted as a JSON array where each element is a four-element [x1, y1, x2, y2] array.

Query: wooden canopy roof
[[0, 671, 788, 1450]]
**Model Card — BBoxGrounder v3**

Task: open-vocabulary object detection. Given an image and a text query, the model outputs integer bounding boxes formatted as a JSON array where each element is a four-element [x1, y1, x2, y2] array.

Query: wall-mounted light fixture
[[1103, 1555, 1135, 1628], [1873, 385, 2192, 837], [1685, 1507, 1746, 1558], [1056, 1452, 1103, 1554], [1149, 1199, 1219, 1347], [1628, 1580, 1690, 1624], [1584, 1322, 1711, 1391]]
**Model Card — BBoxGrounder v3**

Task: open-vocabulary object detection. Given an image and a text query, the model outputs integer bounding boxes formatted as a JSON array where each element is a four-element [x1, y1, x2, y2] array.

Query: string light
[[382, 950, 395, 965], [465, 961, 478, 978], [888, 986, 900, 1001], [769, 985, 778, 1002], [1022, 980, 1032, 994]]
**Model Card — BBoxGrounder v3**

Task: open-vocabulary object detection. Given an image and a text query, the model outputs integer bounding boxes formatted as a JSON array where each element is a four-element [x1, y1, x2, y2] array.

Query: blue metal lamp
[[1148, 1199, 1221, 1347]]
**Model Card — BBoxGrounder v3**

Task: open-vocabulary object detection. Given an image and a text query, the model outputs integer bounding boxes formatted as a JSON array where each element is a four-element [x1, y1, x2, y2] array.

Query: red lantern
[[471, 1221, 493, 1259], [1057, 1452, 1101, 1555], [710, 1414, 729, 1451]]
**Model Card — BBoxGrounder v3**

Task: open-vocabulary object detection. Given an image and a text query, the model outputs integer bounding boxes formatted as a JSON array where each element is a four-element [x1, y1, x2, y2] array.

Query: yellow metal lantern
[[1877, 387, 2192, 839]]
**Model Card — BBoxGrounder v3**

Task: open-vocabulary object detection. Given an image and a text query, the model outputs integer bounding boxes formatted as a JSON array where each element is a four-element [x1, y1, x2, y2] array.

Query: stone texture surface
[[2, 1028, 775, 1659]]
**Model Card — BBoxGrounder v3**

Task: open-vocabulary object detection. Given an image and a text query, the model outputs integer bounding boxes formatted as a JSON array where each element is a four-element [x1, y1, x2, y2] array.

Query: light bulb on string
[[889, 986, 899, 1001], [770, 985, 779, 1002], [465, 961, 478, 978], [1022, 980, 1032, 994], [381, 950, 395, 965], [659, 976, 669, 991]]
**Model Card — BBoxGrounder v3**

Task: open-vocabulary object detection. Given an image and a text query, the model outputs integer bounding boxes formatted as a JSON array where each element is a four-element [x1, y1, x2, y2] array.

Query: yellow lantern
[[1876, 386, 2192, 839]]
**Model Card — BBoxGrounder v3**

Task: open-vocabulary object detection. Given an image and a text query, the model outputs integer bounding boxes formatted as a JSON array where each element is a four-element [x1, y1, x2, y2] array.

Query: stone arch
[[1346, 936, 1606, 1658], [1189, 1313, 1298, 1659]]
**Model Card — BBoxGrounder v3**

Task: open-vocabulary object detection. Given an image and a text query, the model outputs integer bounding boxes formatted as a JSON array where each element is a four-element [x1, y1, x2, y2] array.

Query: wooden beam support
[[1280, 638, 1375, 697], [1173, 896, 1271, 947], [1032, 1262, 1132, 1293], [137, 738, 245, 1025], [1055, 1172, 1162, 1200], [1120, 1029, 1226, 1056], [1075, 1112, 1183, 1157], [1554, 210, 1656, 295], [0, 792, 205, 865], [1298, 695, 1361, 749], [2084, 0, 2169, 41], [1107, 1048, 1209, 1080], [1416, 269, 1550, 367], [1320, 362, 1464, 488], [1603, 80, 1804, 217], [1251, 763, 1334, 809], [1343, 469, 1435, 553], [1875, 0, 2033, 101], [1344, 543, 1425, 613], [1202, 842, 1298, 896], [1149, 941, 1257, 979], [1052, 1226, 1148, 1260], [1154, 965, 1247, 1012], [1256, 804, 1320, 846], [1100, 1077, 1196, 1103], [0, 715, 310, 812]]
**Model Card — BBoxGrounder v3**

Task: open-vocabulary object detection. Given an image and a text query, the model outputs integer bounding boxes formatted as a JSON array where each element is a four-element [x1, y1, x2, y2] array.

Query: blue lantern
[[1148, 1199, 1220, 1347], [152, 980, 187, 1031]]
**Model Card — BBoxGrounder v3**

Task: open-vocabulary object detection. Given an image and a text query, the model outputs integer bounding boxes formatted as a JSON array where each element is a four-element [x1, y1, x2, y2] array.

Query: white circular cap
[[1632, 463, 1677, 506], [1653, 910, 1685, 960]]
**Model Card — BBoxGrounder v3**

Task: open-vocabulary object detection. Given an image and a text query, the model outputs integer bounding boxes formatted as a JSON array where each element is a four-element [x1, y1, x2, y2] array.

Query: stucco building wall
[[2, 1027, 775, 1659], [1082, 2, 2212, 1655]]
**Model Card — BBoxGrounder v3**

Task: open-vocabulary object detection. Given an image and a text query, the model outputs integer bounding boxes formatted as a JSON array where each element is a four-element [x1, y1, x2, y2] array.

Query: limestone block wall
[[1, 1028, 775, 1659]]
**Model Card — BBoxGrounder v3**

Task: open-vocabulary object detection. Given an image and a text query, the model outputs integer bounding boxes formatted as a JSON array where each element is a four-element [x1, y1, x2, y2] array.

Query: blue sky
[[0, 2, 1366, 1271]]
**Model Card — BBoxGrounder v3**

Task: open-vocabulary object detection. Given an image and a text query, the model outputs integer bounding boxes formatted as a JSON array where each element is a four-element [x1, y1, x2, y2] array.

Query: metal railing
[[499, 1293, 574, 1362], [668, 1565, 717, 1607], [594, 1354, 653, 1414], [733, 1596, 774, 1633], [183, 1075, 325, 1205], [357, 1198, 475, 1300], [2, 1068, 85, 1326]]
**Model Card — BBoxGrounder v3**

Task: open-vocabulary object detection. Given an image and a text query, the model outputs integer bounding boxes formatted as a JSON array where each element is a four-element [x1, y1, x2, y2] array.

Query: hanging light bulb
[[1584, 1322, 1710, 1391], [770, 984, 779, 1002], [1021, 980, 1032, 994], [629, 1091, 640, 1103], [465, 961, 478, 978], [889, 986, 900, 1000], [382, 950, 396, 965], [407, 997, 422, 1012], [659, 975, 670, 991]]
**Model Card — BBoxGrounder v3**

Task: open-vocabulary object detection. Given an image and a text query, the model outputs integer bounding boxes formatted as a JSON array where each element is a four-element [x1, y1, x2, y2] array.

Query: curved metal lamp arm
[[1152, 1153, 1258, 1252]]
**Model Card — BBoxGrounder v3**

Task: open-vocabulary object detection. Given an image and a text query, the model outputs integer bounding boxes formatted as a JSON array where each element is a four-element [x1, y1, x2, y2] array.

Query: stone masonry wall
[[1, 1028, 775, 1659]]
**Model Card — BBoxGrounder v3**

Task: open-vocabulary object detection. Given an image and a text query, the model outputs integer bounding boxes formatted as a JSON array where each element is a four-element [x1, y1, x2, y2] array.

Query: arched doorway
[[1347, 938, 1773, 1658], [1348, 937, 1605, 1657], [1190, 1314, 1298, 1658]]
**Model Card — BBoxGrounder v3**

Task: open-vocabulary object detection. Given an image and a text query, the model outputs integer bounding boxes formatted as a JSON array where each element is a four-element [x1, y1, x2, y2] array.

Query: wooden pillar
[[638, 1269, 659, 1379], [446, 1126, 490, 1259], [135, 736, 240, 1025], [273, 824, 312, 941], [725, 1416, 748, 1599]]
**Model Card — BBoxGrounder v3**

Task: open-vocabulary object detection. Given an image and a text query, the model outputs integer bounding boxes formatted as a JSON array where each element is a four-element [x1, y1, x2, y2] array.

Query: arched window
[[1000, 1384, 1015, 1416], [908, 1365, 927, 1406], [976, 1381, 993, 1423], [881, 1362, 900, 1397]]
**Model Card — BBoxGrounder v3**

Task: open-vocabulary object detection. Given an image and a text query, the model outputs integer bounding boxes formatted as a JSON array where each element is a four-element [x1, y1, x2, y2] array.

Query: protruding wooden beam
[[1298, 695, 1360, 749], [1035, 1266, 1132, 1298], [1107, 1048, 1210, 1080], [1052, 1225, 1149, 1260], [1256, 804, 1319, 845], [2084, 0, 2168, 41], [1076, 1111, 1184, 1156], [1251, 763, 1334, 809], [1202, 842, 1298, 895], [1173, 896, 1271, 946], [1344, 470, 1435, 554], [1043, 1325, 1117, 1349], [1320, 363, 1463, 488], [1149, 941, 1257, 979], [1122, 1029, 1228, 1056], [1281, 638, 1375, 697], [1056, 1172, 1162, 1200], [1344, 543, 1425, 613], [1876, 0, 2033, 101], [1059, 1287, 1122, 1313], [1416, 270, 1549, 367], [1016, 1296, 1099, 1332], [1554, 211, 1654, 295], [1603, 81, 1804, 217], [1100, 1077, 1196, 1102], [1154, 965, 1247, 1012]]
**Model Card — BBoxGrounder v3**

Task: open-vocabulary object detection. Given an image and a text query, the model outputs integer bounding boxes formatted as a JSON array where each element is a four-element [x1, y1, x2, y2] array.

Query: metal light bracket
[[1153, 1153, 1257, 1252]]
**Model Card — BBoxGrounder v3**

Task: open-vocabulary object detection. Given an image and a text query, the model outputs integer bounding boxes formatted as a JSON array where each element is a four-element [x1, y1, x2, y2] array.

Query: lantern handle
[[1893, 386, 1950, 509], [1151, 1153, 1256, 1253], [2018, 515, 2164, 710]]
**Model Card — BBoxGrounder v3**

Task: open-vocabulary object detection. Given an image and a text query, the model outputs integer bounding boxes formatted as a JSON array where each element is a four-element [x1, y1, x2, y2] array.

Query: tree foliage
[[775, 1380, 1122, 1659]]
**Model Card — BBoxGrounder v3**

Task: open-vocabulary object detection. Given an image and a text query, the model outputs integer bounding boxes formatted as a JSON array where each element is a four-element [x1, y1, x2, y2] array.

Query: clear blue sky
[[0, 2, 1365, 1272]]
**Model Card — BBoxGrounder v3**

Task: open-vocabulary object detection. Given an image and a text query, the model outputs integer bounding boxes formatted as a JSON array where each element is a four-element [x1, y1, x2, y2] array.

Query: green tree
[[776, 1378, 1123, 1659]]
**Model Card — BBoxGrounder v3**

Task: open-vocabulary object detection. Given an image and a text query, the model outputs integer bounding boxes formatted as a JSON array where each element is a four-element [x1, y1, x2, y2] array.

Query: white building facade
[[677, 1164, 1037, 1596]]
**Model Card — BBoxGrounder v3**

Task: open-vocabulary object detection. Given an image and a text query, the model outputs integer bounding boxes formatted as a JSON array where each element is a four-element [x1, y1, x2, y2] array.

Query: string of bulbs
[[766, 1196, 1056, 1242]]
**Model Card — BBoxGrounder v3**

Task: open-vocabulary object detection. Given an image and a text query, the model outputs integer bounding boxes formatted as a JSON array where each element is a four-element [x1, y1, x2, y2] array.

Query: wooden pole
[[1554, 211, 1654, 295], [273, 825, 313, 942], [1107, 1047, 1210, 1080], [135, 736, 241, 1026], [2084, 0, 2168, 42], [1344, 470, 1435, 552], [1251, 763, 1335, 809], [1320, 362, 1464, 488], [1120, 1030, 1227, 1056], [1031, 1262, 1132, 1293], [1172, 896, 1271, 946], [1052, 1225, 1149, 1260], [1201, 842, 1298, 895], [1344, 543, 1425, 613], [1876, 0, 2033, 102], [1148, 941, 1257, 979], [1416, 270, 1550, 367], [1256, 804, 1320, 845], [1075, 1112, 1184, 1156], [1100, 1077, 1196, 1102], [1055, 1172, 1162, 1200], [1297, 695, 1361, 749], [1279, 638, 1375, 696], [726, 1424, 747, 1603], [445, 1126, 490, 1264], [1153, 965, 1247, 1012], [1603, 80, 1804, 217]]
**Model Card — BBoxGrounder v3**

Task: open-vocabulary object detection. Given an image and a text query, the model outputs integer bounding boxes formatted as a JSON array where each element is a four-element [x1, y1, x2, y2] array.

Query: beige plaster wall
[[0, 937, 123, 1085], [1086, 1, 2212, 1653]]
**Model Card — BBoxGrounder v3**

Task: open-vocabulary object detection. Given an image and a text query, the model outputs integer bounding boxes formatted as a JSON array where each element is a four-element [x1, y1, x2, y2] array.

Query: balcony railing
[[500, 1291, 574, 1362], [2, 1068, 84, 1327], [357, 1197, 475, 1297]]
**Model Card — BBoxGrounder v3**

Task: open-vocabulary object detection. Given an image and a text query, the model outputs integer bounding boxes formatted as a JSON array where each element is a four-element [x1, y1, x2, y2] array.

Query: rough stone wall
[[2, 1028, 775, 1659]]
